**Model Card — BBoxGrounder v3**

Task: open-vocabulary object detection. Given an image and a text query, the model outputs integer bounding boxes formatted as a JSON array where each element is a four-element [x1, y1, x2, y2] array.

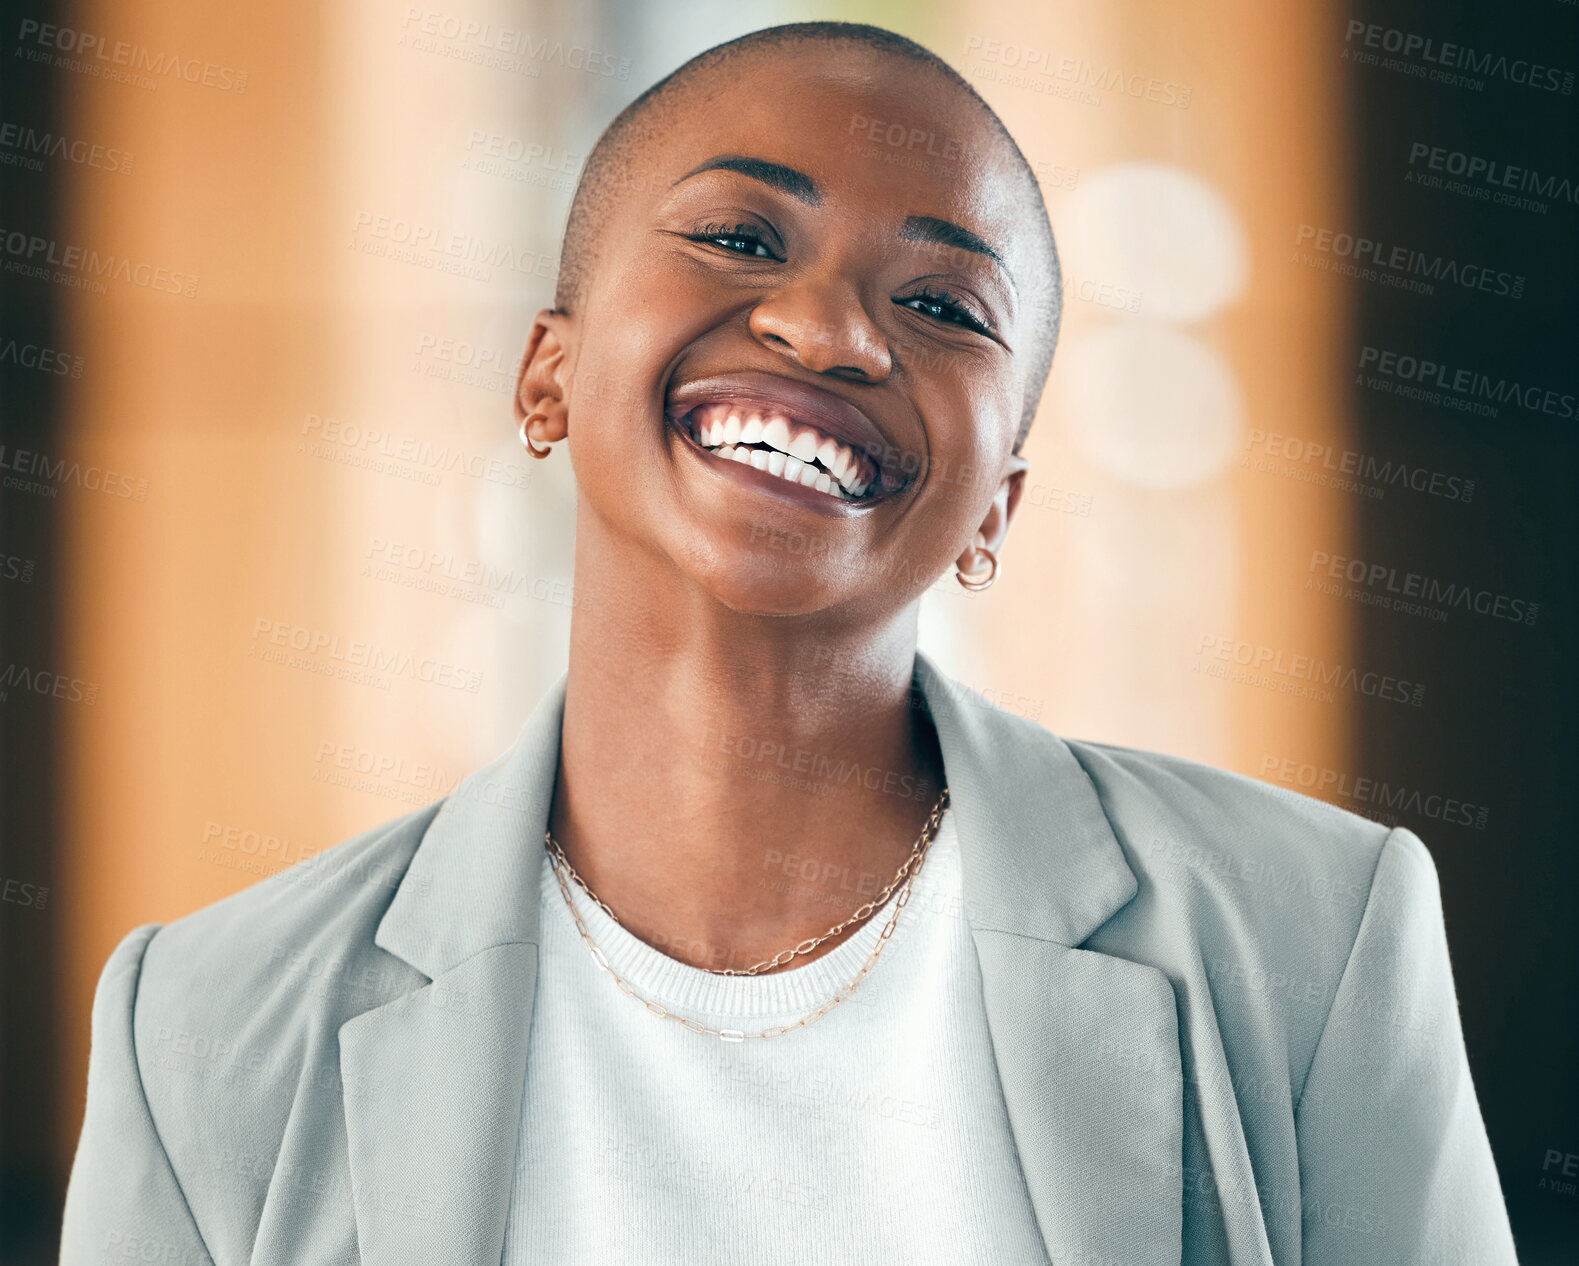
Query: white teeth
[[690, 403, 873, 501], [762, 415, 791, 454]]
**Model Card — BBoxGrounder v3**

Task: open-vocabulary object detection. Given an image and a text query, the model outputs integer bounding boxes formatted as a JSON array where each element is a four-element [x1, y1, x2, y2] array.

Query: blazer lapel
[[338, 679, 566, 1265], [916, 654, 1184, 1266], [336, 660, 1182, 1265]]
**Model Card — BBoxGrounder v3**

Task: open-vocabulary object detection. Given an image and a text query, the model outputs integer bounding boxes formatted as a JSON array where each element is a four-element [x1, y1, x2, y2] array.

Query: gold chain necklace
[[543, 786, 949, 1041]]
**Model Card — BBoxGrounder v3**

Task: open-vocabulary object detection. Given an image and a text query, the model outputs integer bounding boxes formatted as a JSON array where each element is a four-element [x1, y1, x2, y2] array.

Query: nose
[[748, 275, 893, 382]]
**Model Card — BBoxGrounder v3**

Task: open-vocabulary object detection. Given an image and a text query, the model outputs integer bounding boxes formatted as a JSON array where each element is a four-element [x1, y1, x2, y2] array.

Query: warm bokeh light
[[51, 0, 1353, 1185]]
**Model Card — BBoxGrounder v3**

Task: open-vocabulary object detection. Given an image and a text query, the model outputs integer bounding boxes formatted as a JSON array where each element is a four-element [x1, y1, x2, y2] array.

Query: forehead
[[641, 44, 1038, 277]]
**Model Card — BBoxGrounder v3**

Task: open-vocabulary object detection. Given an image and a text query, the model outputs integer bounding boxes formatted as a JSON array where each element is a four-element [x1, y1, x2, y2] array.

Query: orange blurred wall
[[54, 0, 1353, 1182]]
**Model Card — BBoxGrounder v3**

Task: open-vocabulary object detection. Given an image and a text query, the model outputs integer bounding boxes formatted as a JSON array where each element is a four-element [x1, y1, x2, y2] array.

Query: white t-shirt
[[500, 811, 1053, 1265]]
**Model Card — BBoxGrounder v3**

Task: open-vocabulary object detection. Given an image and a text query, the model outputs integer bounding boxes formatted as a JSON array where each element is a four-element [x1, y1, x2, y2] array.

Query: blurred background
[[1, 0, 1573, 1259]]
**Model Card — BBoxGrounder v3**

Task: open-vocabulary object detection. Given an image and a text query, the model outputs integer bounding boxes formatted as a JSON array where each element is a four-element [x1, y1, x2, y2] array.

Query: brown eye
[[692, 223, 780, 260], [899, 286, 990, 334]]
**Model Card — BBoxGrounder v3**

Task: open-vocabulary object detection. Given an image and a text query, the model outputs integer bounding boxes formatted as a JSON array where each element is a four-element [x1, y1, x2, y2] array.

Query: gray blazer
[[60, 652, 1517, 1264]]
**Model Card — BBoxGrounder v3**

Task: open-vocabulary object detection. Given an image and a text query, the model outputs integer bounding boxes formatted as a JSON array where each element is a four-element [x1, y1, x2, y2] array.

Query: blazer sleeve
[[59, 925, 217, 1266], [1293, 826, 1516, 1264]]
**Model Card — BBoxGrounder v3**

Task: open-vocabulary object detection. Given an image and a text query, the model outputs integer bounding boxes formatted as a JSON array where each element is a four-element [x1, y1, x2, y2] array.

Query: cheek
[[564, 268, 688, 462], [913, 376, 1017, 530]]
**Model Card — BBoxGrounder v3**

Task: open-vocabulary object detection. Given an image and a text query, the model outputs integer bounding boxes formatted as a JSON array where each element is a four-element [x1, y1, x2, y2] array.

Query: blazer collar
[[351, 653, 1179, 1266], [373, 675, 563, 977], [375, 650, 1138, 973]]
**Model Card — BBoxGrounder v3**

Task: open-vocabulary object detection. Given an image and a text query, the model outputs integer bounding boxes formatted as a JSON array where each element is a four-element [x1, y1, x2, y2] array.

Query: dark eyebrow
[[901, 215, 1005, 268], [673, 154, 820, 205], [672, 157, 1015, 293], [902, 215, 1016, 295]]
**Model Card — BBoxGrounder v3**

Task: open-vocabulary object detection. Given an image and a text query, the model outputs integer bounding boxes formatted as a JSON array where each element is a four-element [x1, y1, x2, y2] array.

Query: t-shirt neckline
[[543, 809, 956, 1025]]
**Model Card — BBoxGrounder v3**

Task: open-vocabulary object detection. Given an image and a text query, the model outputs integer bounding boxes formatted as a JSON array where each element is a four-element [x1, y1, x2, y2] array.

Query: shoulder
[[113, 802, 440, 1234], [137, 799, 441, 1024], [1059, 737, 1446, 1092], [1063, 736, 1394, 910]]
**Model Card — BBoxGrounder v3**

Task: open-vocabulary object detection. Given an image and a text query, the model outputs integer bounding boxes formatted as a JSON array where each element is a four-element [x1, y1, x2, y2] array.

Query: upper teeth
[[686, 402, 872, 499]]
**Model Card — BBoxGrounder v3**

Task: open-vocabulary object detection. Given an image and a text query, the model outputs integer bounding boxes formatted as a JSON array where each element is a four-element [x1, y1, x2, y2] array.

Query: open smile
[[664, 371, 909, 510]]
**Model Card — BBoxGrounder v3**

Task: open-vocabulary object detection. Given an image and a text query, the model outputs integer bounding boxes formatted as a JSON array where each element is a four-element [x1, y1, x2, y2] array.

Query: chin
[[670, 542, 858, 618]]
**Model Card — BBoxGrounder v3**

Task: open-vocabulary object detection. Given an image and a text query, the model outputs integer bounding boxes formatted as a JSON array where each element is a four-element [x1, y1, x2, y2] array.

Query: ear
[[513, 308, 578, 446], [955, 454, 1029, 579]]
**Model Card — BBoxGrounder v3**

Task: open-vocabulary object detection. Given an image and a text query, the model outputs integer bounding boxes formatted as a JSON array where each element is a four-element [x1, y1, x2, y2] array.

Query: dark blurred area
[[0, 0, 65, 1258], [1345, 1, 1578, 1260]]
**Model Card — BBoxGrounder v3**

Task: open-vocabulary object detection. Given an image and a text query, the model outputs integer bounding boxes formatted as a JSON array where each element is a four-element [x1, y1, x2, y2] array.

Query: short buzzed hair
[[554, 21, 1061, 453]]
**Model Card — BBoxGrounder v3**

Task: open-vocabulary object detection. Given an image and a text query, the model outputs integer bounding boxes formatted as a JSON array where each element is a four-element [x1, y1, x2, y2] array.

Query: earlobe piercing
[[519, 410, 554, 459], [956, 548, 1000, 591]]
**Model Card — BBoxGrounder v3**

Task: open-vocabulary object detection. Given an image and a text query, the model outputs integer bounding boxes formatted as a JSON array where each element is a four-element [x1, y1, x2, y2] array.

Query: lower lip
[[665, 412, 874, 517]]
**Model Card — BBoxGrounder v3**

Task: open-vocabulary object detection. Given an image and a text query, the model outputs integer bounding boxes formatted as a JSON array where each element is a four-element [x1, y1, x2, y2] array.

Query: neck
[[548, 517, 946, 973]]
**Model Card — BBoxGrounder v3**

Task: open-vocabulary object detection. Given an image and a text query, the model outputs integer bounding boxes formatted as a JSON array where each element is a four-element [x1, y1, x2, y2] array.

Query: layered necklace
[[543, 786, 950, 1042]]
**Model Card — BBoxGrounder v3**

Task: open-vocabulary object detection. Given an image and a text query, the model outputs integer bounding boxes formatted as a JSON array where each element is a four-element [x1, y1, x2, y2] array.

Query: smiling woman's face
[[535, 46, 1044, 620]]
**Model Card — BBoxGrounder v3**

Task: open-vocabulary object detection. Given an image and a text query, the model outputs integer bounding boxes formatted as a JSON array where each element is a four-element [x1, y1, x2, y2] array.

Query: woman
[[61, 21, 1516, 1266]]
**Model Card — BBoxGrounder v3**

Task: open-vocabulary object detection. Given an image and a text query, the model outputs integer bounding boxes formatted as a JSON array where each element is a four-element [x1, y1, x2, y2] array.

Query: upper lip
[[664, 370, 897, 469]]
